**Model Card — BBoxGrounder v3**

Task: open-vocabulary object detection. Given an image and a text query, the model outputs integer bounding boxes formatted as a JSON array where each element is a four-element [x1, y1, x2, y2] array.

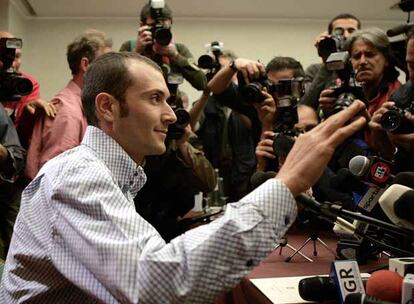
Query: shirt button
[[129, 180, 134, 185], [246, 259, 254, 267], [134, 172, 138, 176]]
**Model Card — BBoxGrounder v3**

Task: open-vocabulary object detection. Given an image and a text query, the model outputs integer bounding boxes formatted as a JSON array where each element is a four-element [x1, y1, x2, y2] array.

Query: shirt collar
[[81, 126, 146, 196]]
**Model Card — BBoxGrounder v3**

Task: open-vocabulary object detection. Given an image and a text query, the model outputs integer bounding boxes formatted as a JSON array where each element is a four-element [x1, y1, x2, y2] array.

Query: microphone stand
[[296, 194, 414, 257], [274, 237, 313, 262]]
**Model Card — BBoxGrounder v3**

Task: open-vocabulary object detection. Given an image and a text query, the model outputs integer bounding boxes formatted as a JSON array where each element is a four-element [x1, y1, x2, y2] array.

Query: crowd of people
[[0, 3, 413, 303]]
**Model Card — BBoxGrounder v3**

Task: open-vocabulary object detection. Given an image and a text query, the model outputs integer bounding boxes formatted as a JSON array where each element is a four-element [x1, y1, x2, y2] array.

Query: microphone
[[331, 260, 366, 303], [379, 184, 414, 230], [330, 168, 367, 194], [298, 261, 366, 303], [386, 22, 414, 37], [393, 171, 414, 189], [250, 171, 276, 189], [348, 156, 394, 214], [345, 293, 399, 304], [366, 270, 403, 303], [349, 155, 394, 188], [298, 276, 338, 302]]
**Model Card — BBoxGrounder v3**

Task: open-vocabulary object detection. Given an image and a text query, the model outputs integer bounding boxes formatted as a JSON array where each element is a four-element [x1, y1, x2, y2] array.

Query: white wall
[[18, 17, 402, 102], [8, 2, 28, 43]]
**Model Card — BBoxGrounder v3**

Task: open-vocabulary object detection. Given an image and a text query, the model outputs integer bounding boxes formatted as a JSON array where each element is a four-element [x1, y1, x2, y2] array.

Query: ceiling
[[12, 0, 412, 21]]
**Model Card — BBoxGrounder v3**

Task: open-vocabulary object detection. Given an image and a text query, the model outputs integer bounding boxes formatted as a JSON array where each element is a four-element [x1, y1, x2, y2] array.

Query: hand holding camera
[[136, 25, 153, 53], [252, 90, 277, 131]]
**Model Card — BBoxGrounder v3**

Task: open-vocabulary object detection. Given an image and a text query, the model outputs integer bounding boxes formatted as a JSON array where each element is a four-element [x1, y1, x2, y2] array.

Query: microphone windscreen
[[366, 270, 403, 303], [298, 276, 337, 302], [349, 155, 370, 177], [330, 168, 366, 193], [394, 190, 414, 223], [394, 172, 414, 189]]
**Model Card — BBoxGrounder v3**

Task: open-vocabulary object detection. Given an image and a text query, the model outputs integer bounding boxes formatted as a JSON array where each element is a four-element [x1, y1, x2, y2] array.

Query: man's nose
[[163, 104, 177, 125]]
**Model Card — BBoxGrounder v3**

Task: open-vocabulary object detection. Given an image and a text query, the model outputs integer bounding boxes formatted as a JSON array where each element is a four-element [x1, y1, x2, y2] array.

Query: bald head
[[0, 31, 14, 38], [0, 31, 22, 71]]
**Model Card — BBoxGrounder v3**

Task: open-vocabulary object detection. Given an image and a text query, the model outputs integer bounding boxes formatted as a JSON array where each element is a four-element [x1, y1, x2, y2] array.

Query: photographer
[[319, 28, 401, 149], [120, 1, 206, 90], [0, 31, 56, 149], [192, 52, 259, 202], [300, 13, 361, 114], [0, 53, 26, 259], [369, 30, 414, 171]]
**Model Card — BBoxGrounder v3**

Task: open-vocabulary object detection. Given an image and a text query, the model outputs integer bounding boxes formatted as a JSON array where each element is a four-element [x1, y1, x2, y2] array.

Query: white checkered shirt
[[1, 126, 297, 303]]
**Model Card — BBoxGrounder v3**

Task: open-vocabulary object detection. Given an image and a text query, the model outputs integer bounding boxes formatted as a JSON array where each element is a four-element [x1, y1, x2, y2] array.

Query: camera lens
[[198, 55, 214, 69], [381, 110, 402, 132], [154, 27, 172, 46], [332, 93, 355, 114], [243, 82, 263, 103]]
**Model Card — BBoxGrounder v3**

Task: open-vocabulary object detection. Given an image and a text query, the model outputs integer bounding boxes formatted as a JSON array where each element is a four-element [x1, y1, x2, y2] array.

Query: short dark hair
[[328, 13, 361, 34], [140, 3, 172, 23], [265, 56, 305, 78], [82, 52, 161, 127], [66, 29, 113, 75]]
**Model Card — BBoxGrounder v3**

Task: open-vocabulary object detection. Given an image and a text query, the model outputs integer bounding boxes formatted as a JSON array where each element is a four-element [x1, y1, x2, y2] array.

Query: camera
[[165, 73, 190, 140], [0, 37, 33, 102], [238, 74, 304, 131], [318, 28, 346, 59], [149, 0, 172, 46], [380, 102, 414, 134], [325, 51, 365, 115], [197, 41, 223, 80]]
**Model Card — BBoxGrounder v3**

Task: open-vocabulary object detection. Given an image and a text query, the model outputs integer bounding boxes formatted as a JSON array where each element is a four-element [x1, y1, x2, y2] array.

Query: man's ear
[[95, 93, 117, 123], [80, 57, 90, 74]]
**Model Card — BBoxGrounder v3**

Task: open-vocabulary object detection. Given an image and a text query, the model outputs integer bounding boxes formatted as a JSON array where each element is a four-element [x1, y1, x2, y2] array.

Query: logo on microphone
[[370, 162, 391, 184]]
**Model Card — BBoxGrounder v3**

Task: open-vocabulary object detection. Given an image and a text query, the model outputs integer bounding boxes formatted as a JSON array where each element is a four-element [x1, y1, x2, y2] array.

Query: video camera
[[165, 73, 190, 140], [318, 28, 346, 59], [0, 37, 33, 102], [197, 41, 223, 80], [325, 51, 366, 115], [381, 101, 414, 134], [149, 0, 172, 46]]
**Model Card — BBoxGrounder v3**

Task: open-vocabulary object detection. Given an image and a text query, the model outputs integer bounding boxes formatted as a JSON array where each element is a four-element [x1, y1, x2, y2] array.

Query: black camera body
[[197, 41, 223, 80], [149, 0, 172, 46], [380, 102, 414, 134], [0, 37, 33, 102], [239, 75, 304, 132], [165, 73, 190, 140], [325, 51, 365, 116], [318, 28, 346, 59]]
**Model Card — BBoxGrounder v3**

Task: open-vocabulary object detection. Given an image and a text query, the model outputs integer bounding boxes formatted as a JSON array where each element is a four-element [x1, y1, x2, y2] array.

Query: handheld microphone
[[402, 273, 414, 304], [331, 260, 366, 303], [345, 293, 399, 304], [298, 262, 368, 303], [348, 155, 394, 213], [298, 276, 338, 302], [393, 171, 414, 189], [378, 184, 414, 230], [349, 155, 394, 188], [386, 23, 414, 37], [330, 168, 367, 194], [366, 270, 403, 303]]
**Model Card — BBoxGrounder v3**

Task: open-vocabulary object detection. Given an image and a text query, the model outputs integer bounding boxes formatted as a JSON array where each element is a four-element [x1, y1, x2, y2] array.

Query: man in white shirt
[[1, 52, 367, 303]]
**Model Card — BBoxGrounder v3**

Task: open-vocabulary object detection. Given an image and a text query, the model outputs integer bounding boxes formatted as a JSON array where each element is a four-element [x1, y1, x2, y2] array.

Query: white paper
[[250, 276, 315, 304]]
